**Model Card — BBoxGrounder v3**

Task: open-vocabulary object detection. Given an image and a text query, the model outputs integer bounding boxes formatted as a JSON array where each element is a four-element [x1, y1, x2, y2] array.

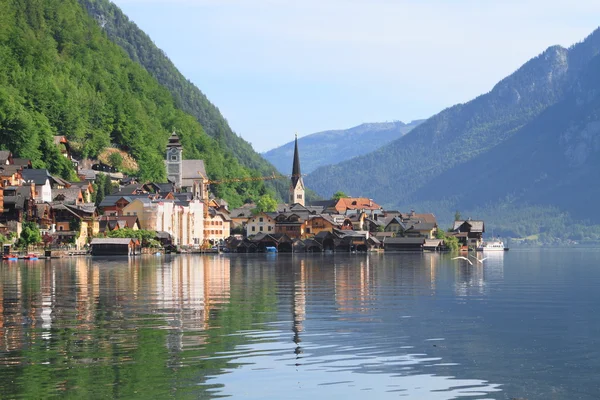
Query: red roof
[[334, 198, 381, 212]]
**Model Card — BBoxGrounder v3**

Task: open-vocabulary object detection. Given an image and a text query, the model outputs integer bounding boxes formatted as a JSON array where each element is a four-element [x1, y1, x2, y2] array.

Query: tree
[[17, 222, 42, 249], [42, 233, 54, 249], [332, 191, 348, 201], [436, 229, 460, 252], [254, 194, 278, 214], [108, 152, 123, 170], [454, 211, 462, 221]]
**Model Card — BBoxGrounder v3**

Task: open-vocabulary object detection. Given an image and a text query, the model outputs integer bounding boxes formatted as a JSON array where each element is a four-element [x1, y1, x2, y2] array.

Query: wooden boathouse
[[90, 238, 141, 256]]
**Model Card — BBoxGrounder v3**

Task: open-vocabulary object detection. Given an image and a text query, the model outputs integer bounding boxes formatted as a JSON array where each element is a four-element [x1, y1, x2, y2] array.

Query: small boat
[[3, 254, 18, 261], [24, 254, 39, 260], [477, 240, 508, 251], [265, 246, 278, 253]]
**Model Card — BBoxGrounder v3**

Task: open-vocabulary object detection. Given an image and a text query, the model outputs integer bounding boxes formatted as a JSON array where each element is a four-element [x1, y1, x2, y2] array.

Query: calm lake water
[[0, 250, 599, 399]]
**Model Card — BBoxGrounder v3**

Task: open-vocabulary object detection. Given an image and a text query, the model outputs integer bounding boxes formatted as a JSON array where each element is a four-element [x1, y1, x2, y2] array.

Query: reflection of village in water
[[0, 252, 505, 391], [0, 256, 233, 358]]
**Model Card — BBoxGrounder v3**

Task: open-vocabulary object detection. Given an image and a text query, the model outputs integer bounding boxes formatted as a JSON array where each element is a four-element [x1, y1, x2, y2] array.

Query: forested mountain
[[306, 28, 600, 240], [0, 0, 271, 207], [78, 0, 288, 200], [263, 120, 424, 174]]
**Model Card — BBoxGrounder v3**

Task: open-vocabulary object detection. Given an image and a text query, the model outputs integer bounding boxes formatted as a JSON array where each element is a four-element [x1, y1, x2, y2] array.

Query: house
[[246, 232, 294, 252], [383, 237, 425, 252], [99, 195, 135, 216], [52, 188, 84, 205], [0, 186, 35, 235], [21, 169, 52, 203], [90, 238, 140, 256], [246, 212, 276, 236], [205, 207, 231, 244], [53, 135, 72, 160], [98, 215, 141, 234], [330, 197, 382, 214], [122, 198, 205, 246], [0, 165, 23, 187], [424, 239, 445, 251], [78, 169, 97, 182], [452, 219, 485, 248], [69, 181, 94, 203], [0, 151, 13, 166], [384, 216, 405, 235], [229, 206, 255, 231], [303, 214, 338, 238], [51, 203, 96, 249], [403, 221, 438, 239], [12, 158, 32, 169], [274, 213, 306, 239]]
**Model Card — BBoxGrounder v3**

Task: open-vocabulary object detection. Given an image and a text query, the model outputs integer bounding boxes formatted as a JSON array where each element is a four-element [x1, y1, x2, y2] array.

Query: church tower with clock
[[166, 131, 183, 189]]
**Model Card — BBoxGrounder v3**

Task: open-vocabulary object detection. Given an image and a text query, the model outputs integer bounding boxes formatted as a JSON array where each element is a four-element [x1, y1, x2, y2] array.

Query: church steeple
[[290, 134, 305, 206], [166, 131, 183, 189]]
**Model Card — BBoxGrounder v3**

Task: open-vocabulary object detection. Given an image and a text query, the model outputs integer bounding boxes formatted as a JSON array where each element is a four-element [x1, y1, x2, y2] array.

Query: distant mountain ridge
[[263, 120, 424, 174], [306, 28, 600, 239]]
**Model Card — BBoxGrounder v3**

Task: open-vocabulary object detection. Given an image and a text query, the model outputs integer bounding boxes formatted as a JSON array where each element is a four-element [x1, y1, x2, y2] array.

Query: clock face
[[168, 148, 180, 161]]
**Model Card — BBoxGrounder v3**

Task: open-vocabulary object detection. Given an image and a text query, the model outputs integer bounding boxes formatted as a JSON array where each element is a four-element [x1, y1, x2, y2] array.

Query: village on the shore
[[0, 133, 486, 256]]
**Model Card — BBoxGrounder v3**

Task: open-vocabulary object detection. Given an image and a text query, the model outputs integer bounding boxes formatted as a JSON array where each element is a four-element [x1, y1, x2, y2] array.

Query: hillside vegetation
[[78, 0, 288, 200], [263, 120, 424, 174], [0, 0, 271, 207]]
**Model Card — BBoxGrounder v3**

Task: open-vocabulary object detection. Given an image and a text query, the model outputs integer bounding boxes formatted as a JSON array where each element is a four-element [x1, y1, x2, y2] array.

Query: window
[[171, 155, 177, 161], [252, 226, 256, 232], [297, 194, 302, 199], [59, 226, 63, 231], [306, 228, 311, 233], [268, 226, 272, 232], [259, 217, 263, 222], [259, 226, 263, 232]]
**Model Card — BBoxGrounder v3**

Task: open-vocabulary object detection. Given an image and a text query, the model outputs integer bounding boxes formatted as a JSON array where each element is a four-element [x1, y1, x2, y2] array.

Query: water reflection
[[7, 251, 588, 399]]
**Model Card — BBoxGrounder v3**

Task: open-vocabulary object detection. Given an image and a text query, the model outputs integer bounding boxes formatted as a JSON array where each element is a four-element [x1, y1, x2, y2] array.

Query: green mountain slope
[[78, 0, 288, 200], [263, 120, 424, 174], [0, 0, 271, 207], [306, 29, 600, 238]]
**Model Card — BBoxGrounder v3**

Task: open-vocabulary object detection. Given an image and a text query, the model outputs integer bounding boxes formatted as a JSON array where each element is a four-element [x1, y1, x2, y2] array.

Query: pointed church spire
[[292, 133, 301, 179], [290, 133, 305, 206]]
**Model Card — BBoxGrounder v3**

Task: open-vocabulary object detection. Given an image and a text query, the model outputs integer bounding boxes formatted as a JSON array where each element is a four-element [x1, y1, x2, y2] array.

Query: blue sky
[[112, 0, 600, 152]]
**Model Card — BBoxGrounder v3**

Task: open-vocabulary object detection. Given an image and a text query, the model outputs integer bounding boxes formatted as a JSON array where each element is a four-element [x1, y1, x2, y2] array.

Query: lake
[[0, 250, 599, 399]]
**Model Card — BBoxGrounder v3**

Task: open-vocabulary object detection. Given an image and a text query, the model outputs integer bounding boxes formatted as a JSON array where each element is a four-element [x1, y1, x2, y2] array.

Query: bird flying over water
[[468, 254, 488, 264], [451, 256, 473, 265]]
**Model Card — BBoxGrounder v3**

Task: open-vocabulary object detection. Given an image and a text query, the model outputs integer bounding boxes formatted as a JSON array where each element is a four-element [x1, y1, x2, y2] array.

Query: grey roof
[[0, 150, 11, 163], [0, 165, 23, 175], [69, 181, 91, 188], [21, 169, 51, 185], [90, 238, 136, 245], [52, 188, 82, 204], [78, 169, 97, 180], [424, 239, 443, 247], [154, 183, 175, 192], [384, 237, 425, 245], [12, 158, 31, 168], [181, 160, 207, 187], [99, 195, 133, 208], [230, 207, 254, 218], [453, 220, 485, 233], [405, 222, 436, 231], [50, 175, 71, 188]]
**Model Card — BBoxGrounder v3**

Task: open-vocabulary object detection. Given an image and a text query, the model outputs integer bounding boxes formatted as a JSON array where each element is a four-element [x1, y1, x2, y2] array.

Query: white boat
[[477, 240, 508, 251]]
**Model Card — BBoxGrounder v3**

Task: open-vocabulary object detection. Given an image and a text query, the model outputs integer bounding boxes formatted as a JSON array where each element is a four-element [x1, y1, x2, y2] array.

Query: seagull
[[468, 254, 488, 264], [451, 256, 473, 265]]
